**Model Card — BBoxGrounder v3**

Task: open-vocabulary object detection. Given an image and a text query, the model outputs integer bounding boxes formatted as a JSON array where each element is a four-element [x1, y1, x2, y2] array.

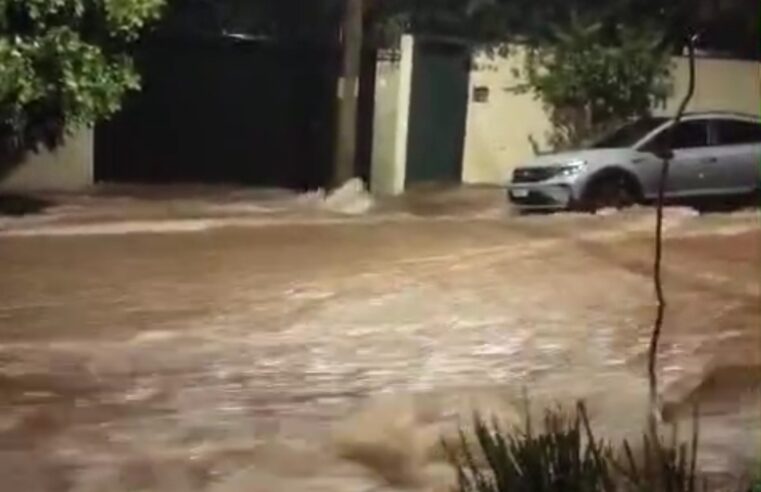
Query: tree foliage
[[0, 0, 164, 163], [365, 0, 683, 48], [510, 14, 673, 150]]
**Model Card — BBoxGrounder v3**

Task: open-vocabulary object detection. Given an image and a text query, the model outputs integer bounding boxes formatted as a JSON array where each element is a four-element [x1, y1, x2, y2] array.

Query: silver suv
[[507, 112, 761, 211]]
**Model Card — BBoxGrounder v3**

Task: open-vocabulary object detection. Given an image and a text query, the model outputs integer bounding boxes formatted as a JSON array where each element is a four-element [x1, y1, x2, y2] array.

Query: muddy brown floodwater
[[0, 196, 759, 491]]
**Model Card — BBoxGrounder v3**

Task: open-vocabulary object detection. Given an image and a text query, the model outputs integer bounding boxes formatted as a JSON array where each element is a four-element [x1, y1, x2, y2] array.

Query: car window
[[589, 117, 667, 148], [644, 120, 709, 151], [714, 119, 761, 145]]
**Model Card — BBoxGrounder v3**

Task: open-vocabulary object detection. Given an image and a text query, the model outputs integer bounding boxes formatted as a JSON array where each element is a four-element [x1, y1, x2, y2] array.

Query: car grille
[[512, 167, 559, 183]]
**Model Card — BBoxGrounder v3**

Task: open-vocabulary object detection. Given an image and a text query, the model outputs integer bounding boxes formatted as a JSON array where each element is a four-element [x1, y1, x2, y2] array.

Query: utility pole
[[333, 0, 363, 187]]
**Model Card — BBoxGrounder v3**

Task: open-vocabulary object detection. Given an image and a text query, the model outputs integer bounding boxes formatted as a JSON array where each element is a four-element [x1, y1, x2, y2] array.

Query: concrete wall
[[0, 129, 94, 192], [462, 48, 553, 184], [370, 35, 414, 195], [462, 50, 761, 185], [656, 56, 761, 116]]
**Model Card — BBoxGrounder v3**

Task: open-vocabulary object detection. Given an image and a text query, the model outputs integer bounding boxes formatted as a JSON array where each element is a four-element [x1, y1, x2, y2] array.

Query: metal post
[[333, 0, 363, 187]]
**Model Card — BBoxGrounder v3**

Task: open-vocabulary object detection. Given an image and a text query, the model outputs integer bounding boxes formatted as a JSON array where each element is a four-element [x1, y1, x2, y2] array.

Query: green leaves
[[0, 37, 43, 105], [513, 16, 672, 150], [1, 0, 164, 37], [36, 27, 141, 131], [0, 0, 165, 156], [447, 404, 615, 492], [102, 0, 165, 39], [447, 402, 707, 492]]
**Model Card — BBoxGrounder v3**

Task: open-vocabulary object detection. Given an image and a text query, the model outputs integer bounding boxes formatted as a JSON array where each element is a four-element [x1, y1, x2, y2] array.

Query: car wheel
[[581, 175, 637, 213]]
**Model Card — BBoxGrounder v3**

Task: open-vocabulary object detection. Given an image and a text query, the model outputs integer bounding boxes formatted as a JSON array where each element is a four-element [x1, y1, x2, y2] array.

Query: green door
[[405, 40, 470, 185]]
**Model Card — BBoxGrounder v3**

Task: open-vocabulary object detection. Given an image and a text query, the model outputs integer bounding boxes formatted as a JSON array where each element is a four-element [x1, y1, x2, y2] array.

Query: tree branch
[[648, 32, 698, 439]]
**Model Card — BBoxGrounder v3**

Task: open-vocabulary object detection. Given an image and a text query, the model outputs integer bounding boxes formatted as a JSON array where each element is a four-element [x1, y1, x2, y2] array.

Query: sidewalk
[[0, 184, 511, 236], [0, 184, 354, 234]]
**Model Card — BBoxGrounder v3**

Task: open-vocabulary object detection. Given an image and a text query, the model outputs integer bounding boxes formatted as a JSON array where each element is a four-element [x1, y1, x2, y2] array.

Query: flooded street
[[0, 191, 759, 491]]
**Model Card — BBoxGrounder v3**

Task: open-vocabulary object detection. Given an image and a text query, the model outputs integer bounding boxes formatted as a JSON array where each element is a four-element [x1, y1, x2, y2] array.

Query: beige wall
[[462, 48, 553, 184], [656, 56, 761, 116], [371, 35, 415, 195], [462, 50, 761, 185], [0, 129, 94, 192]]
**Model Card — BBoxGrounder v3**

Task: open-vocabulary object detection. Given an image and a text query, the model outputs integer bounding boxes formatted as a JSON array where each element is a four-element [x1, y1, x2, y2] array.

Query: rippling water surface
[[1, 203, 758, 491]]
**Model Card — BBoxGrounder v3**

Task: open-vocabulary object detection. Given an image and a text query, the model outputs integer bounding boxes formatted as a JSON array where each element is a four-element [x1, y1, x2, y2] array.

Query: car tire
[[581, 174, 637, 213]]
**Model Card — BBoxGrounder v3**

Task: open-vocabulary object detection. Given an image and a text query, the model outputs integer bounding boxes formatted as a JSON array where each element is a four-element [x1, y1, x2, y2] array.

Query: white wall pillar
[[392, 34, 414, 194], [370, 34, 415, 195]]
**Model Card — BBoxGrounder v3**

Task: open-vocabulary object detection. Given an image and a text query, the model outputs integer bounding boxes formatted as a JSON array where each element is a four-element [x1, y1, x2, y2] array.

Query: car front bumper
[[507, 184, 574, 210]]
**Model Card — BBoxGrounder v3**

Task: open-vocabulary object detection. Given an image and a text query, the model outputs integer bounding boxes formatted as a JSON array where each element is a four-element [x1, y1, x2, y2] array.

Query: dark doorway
[[95, 35, 339, 190], [405, 39, 470, 185], [355, 47, 379, 185]]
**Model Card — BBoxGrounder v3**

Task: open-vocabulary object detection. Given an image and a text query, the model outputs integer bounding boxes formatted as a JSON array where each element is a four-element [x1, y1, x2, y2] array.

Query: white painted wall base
[[0, 129, 94, 192]]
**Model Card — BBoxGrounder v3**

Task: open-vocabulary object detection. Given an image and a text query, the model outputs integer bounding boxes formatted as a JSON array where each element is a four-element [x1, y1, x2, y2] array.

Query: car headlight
[[556, 159, 587, 177]]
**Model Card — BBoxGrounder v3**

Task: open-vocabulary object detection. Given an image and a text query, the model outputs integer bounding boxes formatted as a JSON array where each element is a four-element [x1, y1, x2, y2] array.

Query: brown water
[[0, 201, 759, 491]]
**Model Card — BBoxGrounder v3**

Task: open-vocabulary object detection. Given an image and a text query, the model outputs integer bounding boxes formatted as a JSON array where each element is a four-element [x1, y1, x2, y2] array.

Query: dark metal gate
[[405, 39, 470, 185], [95, 35, 339, 190]]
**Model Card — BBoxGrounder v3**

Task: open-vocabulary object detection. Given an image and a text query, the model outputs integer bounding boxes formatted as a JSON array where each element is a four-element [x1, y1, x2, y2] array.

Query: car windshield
[[589, 117, 668, 149]]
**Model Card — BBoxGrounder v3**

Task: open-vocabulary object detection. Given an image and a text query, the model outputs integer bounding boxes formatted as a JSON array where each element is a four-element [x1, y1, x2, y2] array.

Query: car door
[[706, 118, 761, 194], [640, 119, 712, 197]]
